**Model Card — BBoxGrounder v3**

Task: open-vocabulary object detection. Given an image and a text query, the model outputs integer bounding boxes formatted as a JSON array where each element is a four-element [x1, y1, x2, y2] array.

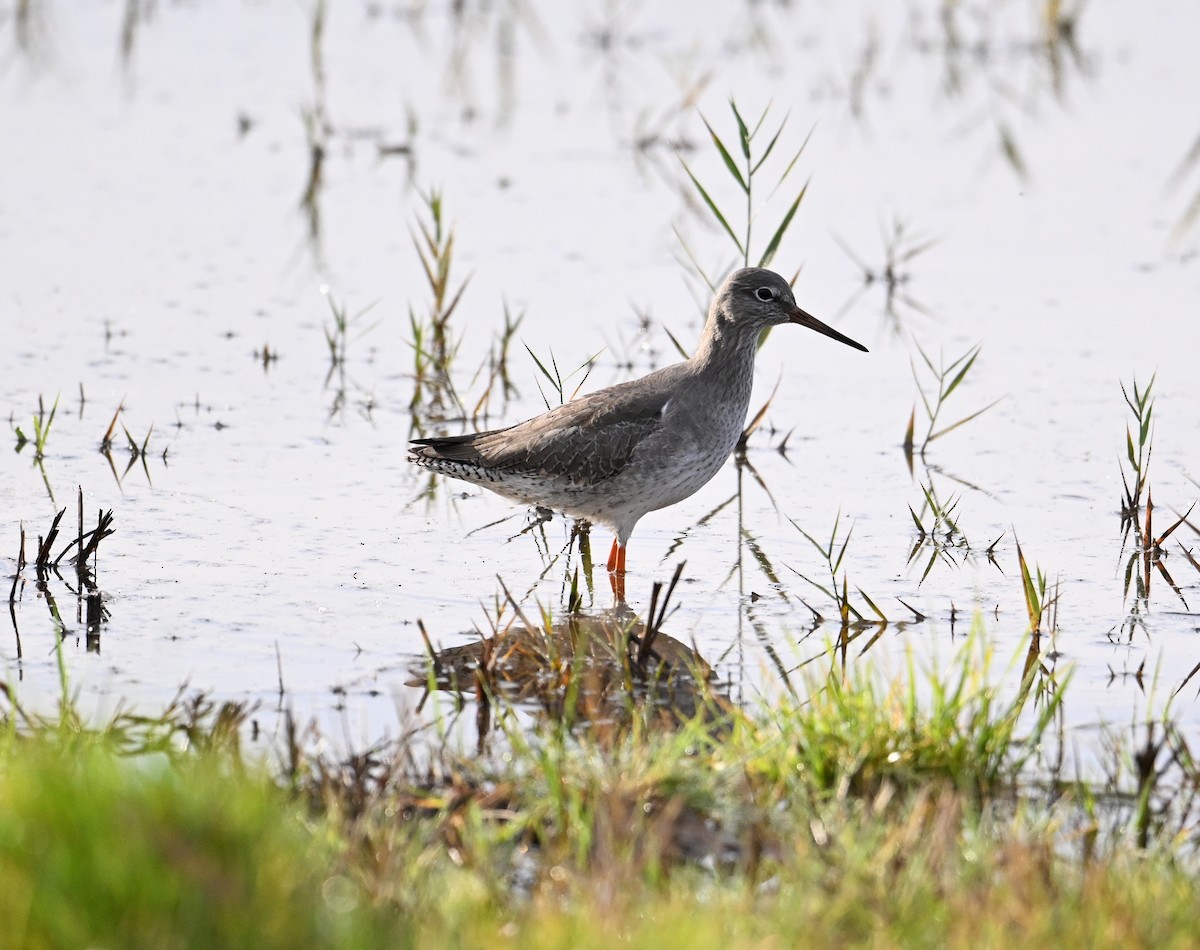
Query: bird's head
[[712, 267, 868, 353]]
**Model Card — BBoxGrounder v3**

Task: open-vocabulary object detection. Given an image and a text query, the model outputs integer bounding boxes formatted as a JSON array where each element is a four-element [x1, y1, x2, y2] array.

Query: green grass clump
[[13, 392, 59, 460], [0, 631, 1197, 948], [744, 639, 1058, 799], [0, 736, 402, 949]]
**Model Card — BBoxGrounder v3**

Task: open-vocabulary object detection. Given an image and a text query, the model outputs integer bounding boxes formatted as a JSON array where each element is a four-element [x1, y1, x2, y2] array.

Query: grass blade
[[940, 347, 980, 401], [928, 397, 1004, 443], [729, 100, 751, 161], [758, 180, 809, 269], [701, 116, 748, 192], [750, 117, 787, 176], [680, 160, 746, 257]]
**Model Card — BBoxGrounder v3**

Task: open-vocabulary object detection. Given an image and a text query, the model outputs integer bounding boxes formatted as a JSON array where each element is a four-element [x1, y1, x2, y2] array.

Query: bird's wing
[[410, 371, 678, 485]]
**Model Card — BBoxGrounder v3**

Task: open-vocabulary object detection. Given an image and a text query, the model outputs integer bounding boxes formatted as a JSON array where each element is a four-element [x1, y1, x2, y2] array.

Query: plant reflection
[[7, 489, 114, 669], [410, 574, 730, 756]]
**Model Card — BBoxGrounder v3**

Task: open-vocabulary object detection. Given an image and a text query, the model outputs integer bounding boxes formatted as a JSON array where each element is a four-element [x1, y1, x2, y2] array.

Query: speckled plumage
[[409, 267, 867, 575]]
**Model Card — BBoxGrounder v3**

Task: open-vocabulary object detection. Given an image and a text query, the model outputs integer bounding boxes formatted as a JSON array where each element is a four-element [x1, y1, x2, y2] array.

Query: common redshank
[[408, 267, 867, 599]]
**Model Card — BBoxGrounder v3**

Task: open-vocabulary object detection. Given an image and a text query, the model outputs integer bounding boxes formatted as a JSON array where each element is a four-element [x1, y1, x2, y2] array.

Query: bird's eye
[[755, 287, 775, 302]]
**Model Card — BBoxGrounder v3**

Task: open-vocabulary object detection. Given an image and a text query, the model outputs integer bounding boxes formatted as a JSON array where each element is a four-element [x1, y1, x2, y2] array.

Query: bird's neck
[[688, 310, 760, 405], [691, 310, 760, 372]]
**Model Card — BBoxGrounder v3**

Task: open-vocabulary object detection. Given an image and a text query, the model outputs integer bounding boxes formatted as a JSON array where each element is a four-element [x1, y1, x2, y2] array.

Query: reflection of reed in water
[[409, 605, 732, 734], [9, 488, 114, 661]]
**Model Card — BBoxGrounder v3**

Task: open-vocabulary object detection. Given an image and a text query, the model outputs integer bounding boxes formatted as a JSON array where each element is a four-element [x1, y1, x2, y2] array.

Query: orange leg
[[606, 539, 627, 602], [610, 570, 626, 603], [605, 539, 627, 573]]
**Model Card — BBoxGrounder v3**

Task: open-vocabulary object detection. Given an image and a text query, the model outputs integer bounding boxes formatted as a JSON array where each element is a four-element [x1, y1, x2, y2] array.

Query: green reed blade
[[701, 116, 748, 192], [758, 180, 808, 269], [680, 160, 745, 256]]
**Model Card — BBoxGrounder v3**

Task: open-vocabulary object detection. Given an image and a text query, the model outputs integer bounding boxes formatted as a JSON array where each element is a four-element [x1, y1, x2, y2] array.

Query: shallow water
[[2, 1, 1198, 764]]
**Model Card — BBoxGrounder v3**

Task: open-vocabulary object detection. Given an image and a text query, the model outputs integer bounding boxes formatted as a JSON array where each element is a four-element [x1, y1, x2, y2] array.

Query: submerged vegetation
[[8, 490, 114, 656]]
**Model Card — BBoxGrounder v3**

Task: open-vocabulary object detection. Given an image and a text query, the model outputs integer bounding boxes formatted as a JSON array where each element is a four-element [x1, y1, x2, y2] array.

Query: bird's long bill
[[790, 306, 868, 353]]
